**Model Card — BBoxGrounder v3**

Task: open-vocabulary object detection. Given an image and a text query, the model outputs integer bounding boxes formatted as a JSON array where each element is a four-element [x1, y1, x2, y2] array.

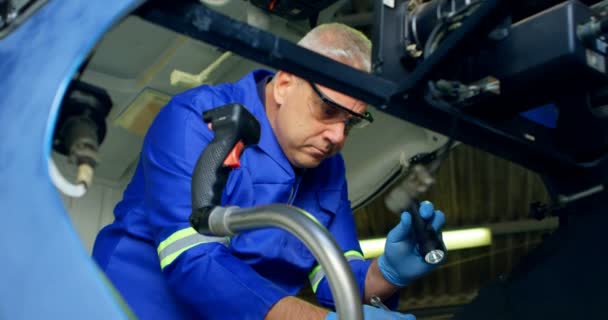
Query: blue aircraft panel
[[0, 0, 142, 318]]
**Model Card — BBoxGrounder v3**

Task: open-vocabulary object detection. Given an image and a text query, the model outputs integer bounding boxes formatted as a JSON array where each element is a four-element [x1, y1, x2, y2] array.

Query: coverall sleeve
[[142, 92, 288, 320], [312, 179, 400, 309]]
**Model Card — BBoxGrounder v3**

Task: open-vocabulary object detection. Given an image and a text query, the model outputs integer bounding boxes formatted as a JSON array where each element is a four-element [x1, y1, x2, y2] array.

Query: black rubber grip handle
[[410, 199, 446, 264], [190, 104, 260, 232]]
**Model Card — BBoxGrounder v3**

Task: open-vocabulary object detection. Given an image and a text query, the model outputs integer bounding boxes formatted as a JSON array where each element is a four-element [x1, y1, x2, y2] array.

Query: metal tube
[[558, 185, 605, 204], [209, 204, 363, 320]]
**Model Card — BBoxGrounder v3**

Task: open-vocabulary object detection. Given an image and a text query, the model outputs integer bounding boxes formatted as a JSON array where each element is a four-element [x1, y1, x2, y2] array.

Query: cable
[[385, 1, 485, 214], [48, 158, 87, 198], [436, 240, 543, 270], [435, 113, 459, 170], [422, 80, 460, 172], [384, 80, 462, 210], [423, 0, 483, 59]]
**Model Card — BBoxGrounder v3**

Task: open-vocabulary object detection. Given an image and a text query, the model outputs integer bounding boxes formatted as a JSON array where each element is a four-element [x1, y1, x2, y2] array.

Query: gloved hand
[[325, 305, 416, 320], [378, 201, 446, 287]]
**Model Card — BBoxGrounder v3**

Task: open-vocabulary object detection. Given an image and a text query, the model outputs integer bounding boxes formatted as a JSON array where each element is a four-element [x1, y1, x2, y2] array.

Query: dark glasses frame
[[308, 81, 374, 126]]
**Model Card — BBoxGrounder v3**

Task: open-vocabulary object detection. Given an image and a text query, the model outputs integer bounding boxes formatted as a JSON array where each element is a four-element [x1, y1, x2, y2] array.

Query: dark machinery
[[52, 80, 112, 191], [250, 0, 339, 22]]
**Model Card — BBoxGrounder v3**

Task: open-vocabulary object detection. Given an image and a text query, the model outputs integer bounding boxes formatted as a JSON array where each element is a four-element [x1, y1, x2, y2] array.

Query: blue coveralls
[[92, 69, 372, 319]]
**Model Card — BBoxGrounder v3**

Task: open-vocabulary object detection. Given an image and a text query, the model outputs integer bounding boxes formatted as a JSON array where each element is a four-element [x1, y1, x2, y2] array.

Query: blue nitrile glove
[[325, 305, 416, 320], [377, 201, 446, 287]]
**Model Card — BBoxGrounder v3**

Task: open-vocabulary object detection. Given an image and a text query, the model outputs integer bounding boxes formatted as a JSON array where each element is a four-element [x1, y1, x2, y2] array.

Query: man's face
[[272, 72, 370, 168]]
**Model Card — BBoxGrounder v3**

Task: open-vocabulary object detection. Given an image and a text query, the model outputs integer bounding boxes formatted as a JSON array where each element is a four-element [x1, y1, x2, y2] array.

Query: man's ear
[[273, 70, 296, 106]]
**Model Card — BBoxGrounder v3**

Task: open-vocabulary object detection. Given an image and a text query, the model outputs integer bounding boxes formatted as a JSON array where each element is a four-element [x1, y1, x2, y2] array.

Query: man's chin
[[293, 154, 324, 169]]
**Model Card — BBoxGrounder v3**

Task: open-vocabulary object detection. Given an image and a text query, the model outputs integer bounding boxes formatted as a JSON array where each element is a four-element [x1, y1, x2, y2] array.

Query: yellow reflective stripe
[[308, 265, 324, 292], [160, 242, 205, 270], [309, 250, 365, 293], [344, 250, 364, 259], [157, 227, 228, 270], [158, 227, 197, 253]]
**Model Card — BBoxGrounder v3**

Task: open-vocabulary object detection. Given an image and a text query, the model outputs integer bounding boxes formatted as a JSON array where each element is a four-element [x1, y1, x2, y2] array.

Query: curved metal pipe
[[207, 204, 363, 320]]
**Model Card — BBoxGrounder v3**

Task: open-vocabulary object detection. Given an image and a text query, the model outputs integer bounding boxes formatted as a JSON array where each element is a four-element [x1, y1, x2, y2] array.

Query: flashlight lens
[[425, 250, 445, 264]]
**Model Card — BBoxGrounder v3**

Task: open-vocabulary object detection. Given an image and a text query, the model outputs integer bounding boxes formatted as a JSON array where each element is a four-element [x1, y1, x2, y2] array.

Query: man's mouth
[[310, 146, 329, 159]]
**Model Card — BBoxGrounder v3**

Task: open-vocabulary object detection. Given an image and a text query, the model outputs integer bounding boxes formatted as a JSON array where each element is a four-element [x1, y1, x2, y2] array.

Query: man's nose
[[323, 121, 346, 146]]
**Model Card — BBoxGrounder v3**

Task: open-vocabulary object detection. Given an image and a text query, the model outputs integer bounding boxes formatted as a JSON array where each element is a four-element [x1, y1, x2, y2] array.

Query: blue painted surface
[[0, 0, 141, 318], [520, 104, 559, 129]]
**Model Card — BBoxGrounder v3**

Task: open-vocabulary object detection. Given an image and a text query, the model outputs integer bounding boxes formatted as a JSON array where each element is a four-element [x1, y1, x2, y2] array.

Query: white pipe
[[200, 0, 232, 6], [48, 158, 87, 198], [170, 51, 233, 88]]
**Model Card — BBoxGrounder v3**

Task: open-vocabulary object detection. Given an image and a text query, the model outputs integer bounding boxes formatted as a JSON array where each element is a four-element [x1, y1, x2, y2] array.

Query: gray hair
[[298, 23, 372, 72]]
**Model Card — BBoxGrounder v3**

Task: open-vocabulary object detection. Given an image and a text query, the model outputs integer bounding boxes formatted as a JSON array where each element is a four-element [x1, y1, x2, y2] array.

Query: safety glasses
[[307, 81, 374, 132]]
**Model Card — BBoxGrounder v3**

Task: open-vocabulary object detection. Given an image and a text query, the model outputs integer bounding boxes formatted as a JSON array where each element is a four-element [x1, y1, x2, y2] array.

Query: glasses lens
[[307, 95, 342, 121], [345, 117, 361, 129], [349, 115, 370, 129], [307, 82, 372, 130], [318, 101, 342, 121]]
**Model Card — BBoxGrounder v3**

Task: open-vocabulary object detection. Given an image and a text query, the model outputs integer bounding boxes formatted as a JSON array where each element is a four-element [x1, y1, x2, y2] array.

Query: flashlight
[[410, 199, 446, 265]]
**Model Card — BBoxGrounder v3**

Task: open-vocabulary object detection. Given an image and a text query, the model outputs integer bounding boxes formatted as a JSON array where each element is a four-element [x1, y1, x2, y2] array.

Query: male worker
[[92, 22, 445, 319]]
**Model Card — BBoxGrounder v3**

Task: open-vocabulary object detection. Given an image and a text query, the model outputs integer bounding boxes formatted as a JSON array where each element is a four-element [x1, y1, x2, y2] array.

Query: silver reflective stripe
[[309, 267, 325, 293], [309, 251, 365, 293], [158, 227, 228, 269]]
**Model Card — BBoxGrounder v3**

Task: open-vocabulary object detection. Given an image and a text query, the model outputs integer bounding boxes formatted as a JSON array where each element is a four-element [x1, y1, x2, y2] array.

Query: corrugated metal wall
[[353, 144, 552, 319]]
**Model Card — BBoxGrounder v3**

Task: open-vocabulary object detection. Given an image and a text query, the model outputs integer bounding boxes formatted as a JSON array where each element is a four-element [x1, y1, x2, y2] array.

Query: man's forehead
[[316, 83, 368, 111]]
